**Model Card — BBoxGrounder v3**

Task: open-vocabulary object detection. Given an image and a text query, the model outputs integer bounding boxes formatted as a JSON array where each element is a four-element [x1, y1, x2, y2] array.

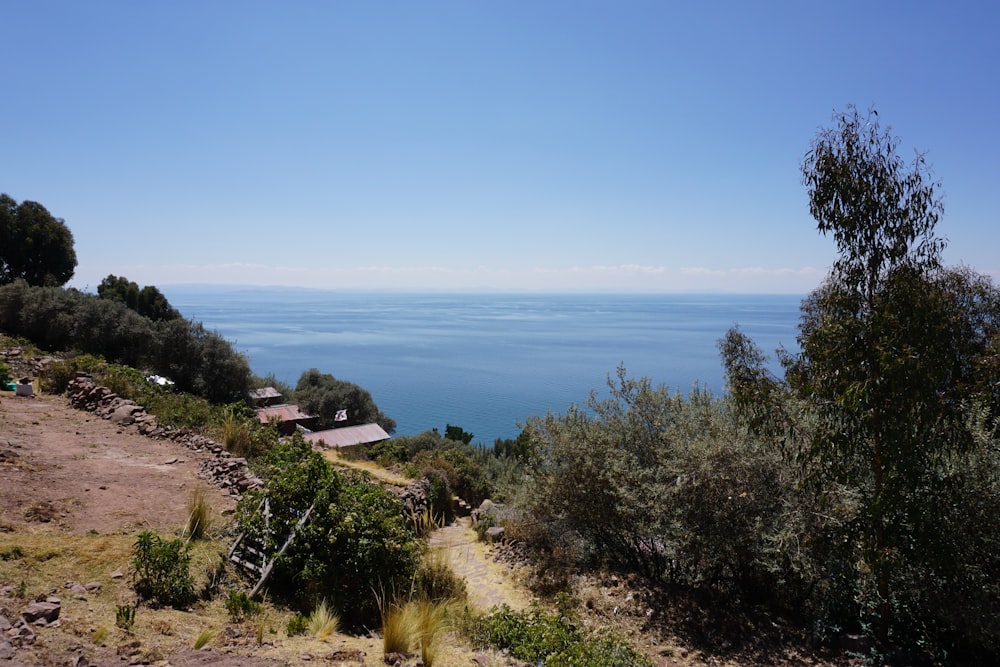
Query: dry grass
[[192, 627, 216, 649], [307, 599, 340, 641], [183, 487, 211, 540], [380, 598, 415, 654], [321, 449, 413, 487]]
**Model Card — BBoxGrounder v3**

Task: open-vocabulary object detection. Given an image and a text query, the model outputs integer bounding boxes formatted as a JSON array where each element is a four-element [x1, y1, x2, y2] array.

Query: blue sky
[[3, 1, 997, 293]]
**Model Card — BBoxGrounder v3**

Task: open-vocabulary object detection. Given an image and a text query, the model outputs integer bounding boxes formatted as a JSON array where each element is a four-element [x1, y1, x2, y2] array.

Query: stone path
[[429, 517, 532, 612]]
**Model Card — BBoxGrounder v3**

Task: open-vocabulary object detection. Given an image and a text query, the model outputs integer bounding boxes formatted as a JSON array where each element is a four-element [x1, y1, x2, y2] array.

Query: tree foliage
[[0, 281, 251, 403], [524, 367, 817, 605], [97, 274, 180, 321], [0, 194, 77, 287], [719, 106, 1000, 660], [236, 434, 420, 629], [294, 368, 396, 433]]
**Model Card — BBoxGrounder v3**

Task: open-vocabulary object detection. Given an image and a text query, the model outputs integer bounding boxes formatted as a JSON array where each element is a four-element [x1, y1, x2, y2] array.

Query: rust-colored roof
[[303, 424, 390, 449], [256, 404, 315, 424]]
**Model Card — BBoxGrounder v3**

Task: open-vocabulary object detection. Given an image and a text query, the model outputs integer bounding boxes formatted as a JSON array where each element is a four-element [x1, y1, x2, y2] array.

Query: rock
[[0, 640, 14, 660], [84, 582, 102, 592], [20, 600, 60, 624], [485, 526, 505, 542]]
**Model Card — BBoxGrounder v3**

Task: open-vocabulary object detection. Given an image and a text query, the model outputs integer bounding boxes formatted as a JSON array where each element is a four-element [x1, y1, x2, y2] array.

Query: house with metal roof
[[256, 403, 320, 435], [303, 423, 390, 452]]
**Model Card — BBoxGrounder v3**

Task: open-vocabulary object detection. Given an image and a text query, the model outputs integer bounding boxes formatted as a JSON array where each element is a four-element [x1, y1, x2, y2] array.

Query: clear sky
[[3, 1, 997, 293]]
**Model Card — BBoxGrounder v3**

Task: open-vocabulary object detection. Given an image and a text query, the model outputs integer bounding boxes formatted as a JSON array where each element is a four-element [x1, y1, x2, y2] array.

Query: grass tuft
[[183, 487, 211, 540], [307, 599, 340, 641], [192, 627, 217, 649]]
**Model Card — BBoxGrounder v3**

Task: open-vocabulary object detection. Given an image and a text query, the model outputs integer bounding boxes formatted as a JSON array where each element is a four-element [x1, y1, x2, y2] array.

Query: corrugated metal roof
[[303, 424, 390, 449], [249, 387, 282, 400], [256, 404, 315, 424]]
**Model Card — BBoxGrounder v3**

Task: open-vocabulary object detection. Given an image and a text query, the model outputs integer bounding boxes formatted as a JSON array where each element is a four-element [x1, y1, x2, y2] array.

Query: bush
[[225, 590, 262, 622], [412, 549, 467, 603], [236, 434, 420, 630], [0, 281, 253, 405], [131, 530, 196, 609], [464, 598, 651, 667], [286, 613, 308, 636]]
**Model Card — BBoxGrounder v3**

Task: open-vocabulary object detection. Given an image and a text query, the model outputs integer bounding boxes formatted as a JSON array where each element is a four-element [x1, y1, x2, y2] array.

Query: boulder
[[20, 600, 60, 624]]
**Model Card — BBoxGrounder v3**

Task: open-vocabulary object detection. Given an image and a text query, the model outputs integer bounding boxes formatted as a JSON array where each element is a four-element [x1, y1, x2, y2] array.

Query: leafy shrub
[[286, 613, 308, 636], [293, 368, 396, 433], [236, 434, 420, 630], [131, 530, 195, 609], [0, 281, 252, 404], [464, 599, 651, 667], [225, 590, 262, 622], [0, 359, 9, 385], [40, 354, 106, 393]]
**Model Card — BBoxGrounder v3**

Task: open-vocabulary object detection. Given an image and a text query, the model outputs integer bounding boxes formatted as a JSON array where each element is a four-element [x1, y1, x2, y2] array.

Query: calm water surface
[[164, 288, 802, 443]]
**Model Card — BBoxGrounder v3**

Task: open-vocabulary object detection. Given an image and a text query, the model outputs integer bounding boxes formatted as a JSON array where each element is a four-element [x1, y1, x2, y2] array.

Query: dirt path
[[429, 516, 532, 612], [0, 393, 237, 535]]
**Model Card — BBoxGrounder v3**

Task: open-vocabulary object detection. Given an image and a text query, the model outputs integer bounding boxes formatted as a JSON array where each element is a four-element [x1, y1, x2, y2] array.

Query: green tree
[[237, 434, 419, 629], [0, 194, 77, 286], [294, 368, 396, 433], [97, 274, 180, 321], [792, 106, 993, 652]]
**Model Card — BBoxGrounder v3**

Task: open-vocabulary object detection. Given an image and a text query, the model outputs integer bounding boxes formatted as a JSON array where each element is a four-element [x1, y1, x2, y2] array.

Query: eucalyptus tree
[[792, 106, 994, 652]]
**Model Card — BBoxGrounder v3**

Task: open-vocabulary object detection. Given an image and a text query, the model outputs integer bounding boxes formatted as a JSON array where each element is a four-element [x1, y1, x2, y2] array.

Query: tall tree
[[98, 274, 180, 321], [0, 194, 77, 286], [794, 106, 971, 650], [294, 369, 396, 433]]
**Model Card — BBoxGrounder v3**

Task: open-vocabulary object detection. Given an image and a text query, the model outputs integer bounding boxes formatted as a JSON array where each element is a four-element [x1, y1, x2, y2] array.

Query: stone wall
[[65, 374, 263, 498]]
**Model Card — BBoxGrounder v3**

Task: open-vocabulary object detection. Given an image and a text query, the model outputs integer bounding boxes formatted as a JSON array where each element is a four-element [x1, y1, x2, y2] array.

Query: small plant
[[0, 545, 24, 561], [115, 604, 136, 632], [407, 507, 442, 538], [255, 614, 268, 646], [414, 600, 451, 667], [131, 530, 195, 608], [225, 590, 262, 622], [379, 598, 414, 655], [183, 487, 211, 540], [463, 600, 653, 667], [91, 626, 109, 645], [307, 599, 340, 641], [286, 613, 308, 636], [15, 580, 27, 598], [413, 549, 467, 603], [222, 406, 253, 456], [192, 627, 217, 649]]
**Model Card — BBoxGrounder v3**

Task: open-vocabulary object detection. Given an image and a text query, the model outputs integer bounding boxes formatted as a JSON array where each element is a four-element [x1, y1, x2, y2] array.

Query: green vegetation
[[503, 107, 1000, 664], [131, 530, 196, 609], [306, 599, 340, 640], [0, 280, 252, 403], [293, 368, 397, 433], [236, 434, 420, 629], [0, 194, 77, 287], [97, 274, 180, 321], [115, 604, 136, 632], [465, 598, 652, 667], [183, 487, 211, 540]]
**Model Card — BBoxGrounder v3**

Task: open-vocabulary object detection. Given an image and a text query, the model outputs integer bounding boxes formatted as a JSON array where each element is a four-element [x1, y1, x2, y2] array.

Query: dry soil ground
[[0, 392, 533, 667]]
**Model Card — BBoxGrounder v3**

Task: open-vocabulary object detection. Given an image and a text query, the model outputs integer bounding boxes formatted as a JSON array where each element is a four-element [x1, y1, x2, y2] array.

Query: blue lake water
[[163, 288, 803, 443]]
